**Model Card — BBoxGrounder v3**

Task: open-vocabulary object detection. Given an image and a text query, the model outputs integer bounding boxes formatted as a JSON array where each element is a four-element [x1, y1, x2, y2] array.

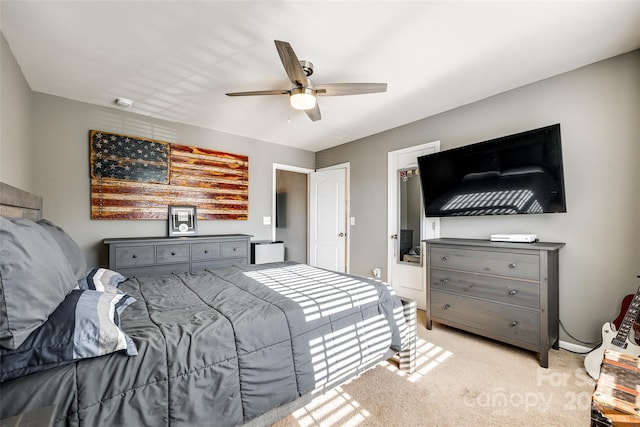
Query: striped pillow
[[0, 285, 137, 382], [78, 268, 127, 291]]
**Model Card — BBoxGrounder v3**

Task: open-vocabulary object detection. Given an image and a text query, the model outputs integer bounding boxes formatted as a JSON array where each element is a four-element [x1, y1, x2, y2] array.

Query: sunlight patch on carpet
[[290, 386, 370, 427], [382, 335, 453, 382], [286, 335, 454, 426]]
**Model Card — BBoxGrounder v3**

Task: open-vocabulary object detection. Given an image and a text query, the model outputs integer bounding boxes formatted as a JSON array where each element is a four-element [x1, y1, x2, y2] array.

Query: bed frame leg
[[399, 298, 416, 374]]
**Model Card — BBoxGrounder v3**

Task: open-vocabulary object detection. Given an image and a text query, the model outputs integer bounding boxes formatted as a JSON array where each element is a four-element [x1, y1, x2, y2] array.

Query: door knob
[[338, 233, 345, 237]]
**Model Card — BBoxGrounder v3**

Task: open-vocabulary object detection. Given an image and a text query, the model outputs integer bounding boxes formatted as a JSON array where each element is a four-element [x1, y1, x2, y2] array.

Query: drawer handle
[[204, 250, 209, 254], [509, 263, 517, 269], [510, 321, 518, 327], [443, 304, 450, 310], [440, 278, 449, 284], [509, 290, 518, 296], [441, 256, 449, 261], [233, 247, 237, 252], [132, 254, 137, 259], [171, 252, 176, 256]]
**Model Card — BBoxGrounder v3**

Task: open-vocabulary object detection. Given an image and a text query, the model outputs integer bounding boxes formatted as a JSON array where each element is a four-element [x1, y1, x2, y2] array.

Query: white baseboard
[[558, 340, 592, 355]]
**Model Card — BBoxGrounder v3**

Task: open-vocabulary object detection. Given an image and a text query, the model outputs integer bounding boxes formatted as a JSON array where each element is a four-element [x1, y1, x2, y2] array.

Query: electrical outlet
[[372, 268, 381, 278], [263, 216, 271, 225]]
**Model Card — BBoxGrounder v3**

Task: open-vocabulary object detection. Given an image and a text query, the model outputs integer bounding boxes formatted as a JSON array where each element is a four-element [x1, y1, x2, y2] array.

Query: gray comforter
[[0, 262, 407, 426]]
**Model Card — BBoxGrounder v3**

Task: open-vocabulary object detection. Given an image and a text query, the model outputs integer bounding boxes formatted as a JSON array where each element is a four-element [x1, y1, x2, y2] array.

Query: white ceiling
[[2, 1, 640, 152]]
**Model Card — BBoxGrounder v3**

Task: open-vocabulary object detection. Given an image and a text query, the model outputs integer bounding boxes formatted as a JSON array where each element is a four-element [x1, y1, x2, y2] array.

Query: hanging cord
[[559, 319, 601, 354]]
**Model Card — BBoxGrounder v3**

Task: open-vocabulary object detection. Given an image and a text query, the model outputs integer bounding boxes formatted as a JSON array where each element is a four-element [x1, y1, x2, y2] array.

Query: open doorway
[[387, 142, 440, 310], [273, 165, 312, 263]]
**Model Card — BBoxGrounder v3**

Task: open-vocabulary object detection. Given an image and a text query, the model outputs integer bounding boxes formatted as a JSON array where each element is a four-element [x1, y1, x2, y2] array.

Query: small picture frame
[[168, 205, 197, 237]]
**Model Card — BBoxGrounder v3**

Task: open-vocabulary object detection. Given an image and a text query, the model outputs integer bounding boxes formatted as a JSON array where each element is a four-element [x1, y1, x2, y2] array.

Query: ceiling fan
[[225, 40, 387, 121]]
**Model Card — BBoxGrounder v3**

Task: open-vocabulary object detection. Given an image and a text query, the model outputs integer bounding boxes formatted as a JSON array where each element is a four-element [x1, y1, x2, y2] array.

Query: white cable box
[[490, 233, 538, 243]]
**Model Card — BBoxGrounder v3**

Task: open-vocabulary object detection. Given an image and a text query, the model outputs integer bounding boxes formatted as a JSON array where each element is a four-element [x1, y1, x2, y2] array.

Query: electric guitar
[[584, 282, 640, 380]]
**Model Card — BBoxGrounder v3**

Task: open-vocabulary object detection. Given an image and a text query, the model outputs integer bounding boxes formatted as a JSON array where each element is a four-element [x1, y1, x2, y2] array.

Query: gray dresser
[[104, 234, 251, 277], [424, 238, 564, 367]]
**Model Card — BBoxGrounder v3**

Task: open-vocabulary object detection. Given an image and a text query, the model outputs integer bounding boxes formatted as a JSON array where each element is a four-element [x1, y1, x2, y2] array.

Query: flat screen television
[[417, 124, 567, 217]]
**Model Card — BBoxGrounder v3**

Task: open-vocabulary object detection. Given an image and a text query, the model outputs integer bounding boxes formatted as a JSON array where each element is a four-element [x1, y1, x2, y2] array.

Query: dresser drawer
[[156, 244, 190, 264], [191, 242, 221, 261], [116, 263, 190, 278], [222, 241, 247, 258], [431, 291, 539, 347], [191, 258, 248, 272], [114, 245, 155, 268], [430, 268, 540, 309], [430, 246, 539, 280]]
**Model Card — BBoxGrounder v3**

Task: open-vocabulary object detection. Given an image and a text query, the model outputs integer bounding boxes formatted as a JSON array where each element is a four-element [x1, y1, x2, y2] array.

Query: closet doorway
[[273, 165, 312, 263]]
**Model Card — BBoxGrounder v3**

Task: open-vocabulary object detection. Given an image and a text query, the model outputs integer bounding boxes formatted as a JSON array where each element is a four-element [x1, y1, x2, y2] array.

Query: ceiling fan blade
[[226, 89, 290, 96], [316, 83, 387, 96], [274, 40, 308, 87], [305, 103, 321, 121]]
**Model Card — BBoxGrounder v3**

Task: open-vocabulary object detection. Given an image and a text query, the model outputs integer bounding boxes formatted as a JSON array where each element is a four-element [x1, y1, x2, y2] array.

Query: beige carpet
[[273, 311, 594, 426]]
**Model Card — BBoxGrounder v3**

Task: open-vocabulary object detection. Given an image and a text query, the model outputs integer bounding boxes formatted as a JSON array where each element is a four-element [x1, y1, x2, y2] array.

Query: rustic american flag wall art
[[90, 130, 248, 220]]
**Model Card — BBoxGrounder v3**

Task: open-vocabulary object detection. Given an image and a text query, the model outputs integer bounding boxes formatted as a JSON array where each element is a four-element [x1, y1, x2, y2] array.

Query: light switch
[[263, 216, 271, 225], [350, 217, 356, 226]]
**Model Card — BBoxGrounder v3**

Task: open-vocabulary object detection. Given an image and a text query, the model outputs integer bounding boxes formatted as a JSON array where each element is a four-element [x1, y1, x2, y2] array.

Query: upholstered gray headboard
[[0, 182, 42, 220]]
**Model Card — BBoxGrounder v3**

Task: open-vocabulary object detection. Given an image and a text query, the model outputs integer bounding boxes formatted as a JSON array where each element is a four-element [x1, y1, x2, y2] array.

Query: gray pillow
[[37, 219, 87, 280], [0, 217, 78, 350]]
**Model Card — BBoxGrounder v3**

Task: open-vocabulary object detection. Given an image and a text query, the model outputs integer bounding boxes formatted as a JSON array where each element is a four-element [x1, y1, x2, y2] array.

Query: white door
[[387, 142, 440, 310], [309, 167, 347, 272]]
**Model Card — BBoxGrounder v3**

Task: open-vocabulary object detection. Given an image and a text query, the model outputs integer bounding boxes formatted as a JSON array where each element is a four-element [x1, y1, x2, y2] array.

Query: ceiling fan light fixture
[[290, 87, 316, 110], [227, 40, 387, 121]]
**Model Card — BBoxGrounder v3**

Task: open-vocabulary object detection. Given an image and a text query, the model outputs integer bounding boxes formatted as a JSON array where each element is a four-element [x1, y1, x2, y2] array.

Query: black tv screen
[[417, 124, 567, 217]]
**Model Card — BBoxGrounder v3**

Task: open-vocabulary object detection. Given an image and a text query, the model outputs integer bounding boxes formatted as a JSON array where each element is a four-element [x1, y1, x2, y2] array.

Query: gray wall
[[1, 32, 33, 191], [317, 50, 640, 345]]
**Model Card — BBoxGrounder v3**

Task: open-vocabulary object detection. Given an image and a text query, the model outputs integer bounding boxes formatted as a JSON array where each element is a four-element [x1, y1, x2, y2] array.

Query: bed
[[0, 182, 416, 426]]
